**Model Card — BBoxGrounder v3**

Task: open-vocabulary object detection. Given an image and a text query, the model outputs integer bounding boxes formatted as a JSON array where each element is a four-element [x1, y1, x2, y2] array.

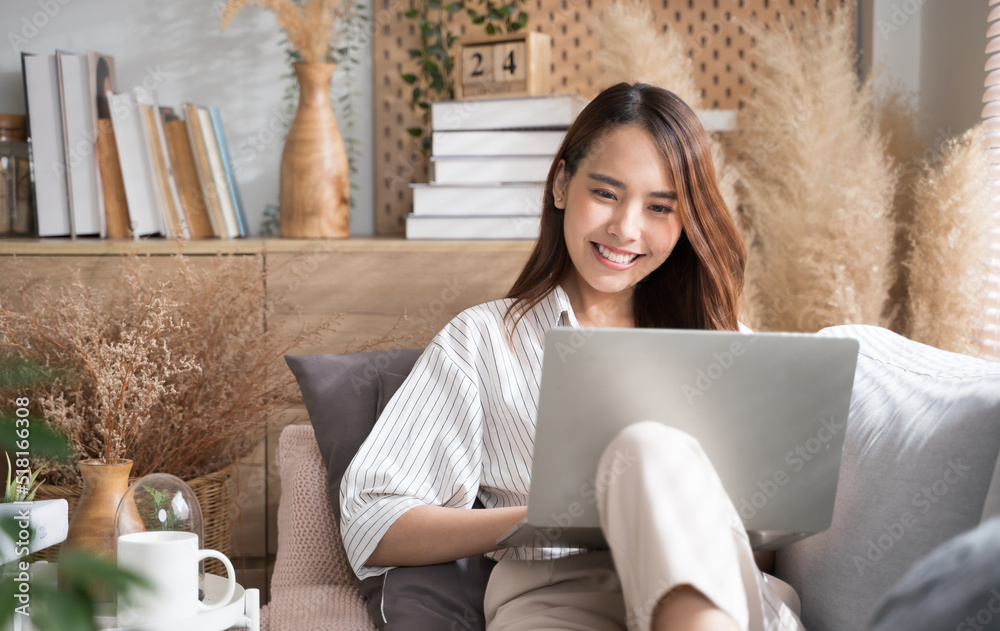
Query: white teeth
[[597, 243, 638, 265]]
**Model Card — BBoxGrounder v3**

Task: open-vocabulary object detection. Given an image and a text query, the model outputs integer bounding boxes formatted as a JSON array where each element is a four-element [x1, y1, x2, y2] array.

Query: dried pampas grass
[[587, 0, 700, 107], [586, 0, 740, 227], [875, 83, 927, 335], [710, 138, 740, 233], [733, 1, 896, 332], [905, 124, 993, 356], [221, 0, 343, 64]]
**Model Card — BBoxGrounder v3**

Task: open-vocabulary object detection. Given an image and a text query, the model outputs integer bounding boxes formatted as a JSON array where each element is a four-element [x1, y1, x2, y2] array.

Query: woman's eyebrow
[[587, 172, 677, 200]]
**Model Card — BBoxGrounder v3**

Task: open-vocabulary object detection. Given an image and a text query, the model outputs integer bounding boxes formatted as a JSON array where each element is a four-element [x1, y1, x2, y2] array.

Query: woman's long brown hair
[[503, 82, 746, 339]]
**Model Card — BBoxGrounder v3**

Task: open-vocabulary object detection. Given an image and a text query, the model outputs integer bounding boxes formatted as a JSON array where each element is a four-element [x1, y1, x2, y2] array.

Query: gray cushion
[[775, 325, 1000, 631], [284, 349, 495, 631], [867, 516, 1000, 631], [284, 349, 424, 524]]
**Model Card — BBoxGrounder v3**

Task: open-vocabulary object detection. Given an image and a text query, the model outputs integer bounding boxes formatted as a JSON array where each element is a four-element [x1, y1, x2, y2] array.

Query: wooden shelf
[[0, 235, 534, 588], [0, 237, 536, 256]]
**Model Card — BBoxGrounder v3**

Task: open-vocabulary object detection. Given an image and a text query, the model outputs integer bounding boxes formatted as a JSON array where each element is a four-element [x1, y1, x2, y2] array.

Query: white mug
[[117, 531, 235, 625]]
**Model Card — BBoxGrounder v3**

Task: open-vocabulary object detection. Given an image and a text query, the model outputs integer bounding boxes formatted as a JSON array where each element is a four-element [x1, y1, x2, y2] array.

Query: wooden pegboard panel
[[374, 0, 846, 236]]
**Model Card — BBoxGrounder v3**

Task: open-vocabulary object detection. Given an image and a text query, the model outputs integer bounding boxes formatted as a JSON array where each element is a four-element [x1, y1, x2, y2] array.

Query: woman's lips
[[592, 242, 643, 269]]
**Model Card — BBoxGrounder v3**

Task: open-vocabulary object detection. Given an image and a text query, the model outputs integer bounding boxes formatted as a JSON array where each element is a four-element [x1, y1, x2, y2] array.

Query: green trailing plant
[[261, 203, 280, 237], [466, 0, 528, 35], [402, 0, 527, 154], [138, 485, 182, 531], [403, 0, 462, 155], [328, 0, 369, 210]]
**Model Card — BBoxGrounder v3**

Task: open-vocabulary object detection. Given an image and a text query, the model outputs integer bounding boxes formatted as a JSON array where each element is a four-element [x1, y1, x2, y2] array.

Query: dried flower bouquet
[[221, 0, 348, 64], [0, 252, 335, 486]]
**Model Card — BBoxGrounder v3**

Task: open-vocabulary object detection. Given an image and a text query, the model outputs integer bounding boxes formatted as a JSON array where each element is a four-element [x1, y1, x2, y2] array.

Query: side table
[[14, 564, 260, 631]]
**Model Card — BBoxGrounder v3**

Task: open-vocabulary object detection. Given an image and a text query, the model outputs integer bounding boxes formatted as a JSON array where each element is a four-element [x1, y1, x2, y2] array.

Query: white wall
[[861, 0, 924, 96], [861, 0, 988, 143], [919, 0, 989, 140], [0, 0, 374, 236]]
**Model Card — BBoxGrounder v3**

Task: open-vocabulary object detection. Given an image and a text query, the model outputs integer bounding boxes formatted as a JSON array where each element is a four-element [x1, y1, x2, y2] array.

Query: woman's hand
[[365, 504, 528, 568]]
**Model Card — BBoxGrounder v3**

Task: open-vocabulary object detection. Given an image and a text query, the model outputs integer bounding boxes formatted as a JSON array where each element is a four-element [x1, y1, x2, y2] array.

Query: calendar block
[[458, 32, 551, 100]]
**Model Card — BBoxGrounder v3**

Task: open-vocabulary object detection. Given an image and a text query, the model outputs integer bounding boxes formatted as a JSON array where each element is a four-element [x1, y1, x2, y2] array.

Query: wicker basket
[[32, 466, 234, 577]]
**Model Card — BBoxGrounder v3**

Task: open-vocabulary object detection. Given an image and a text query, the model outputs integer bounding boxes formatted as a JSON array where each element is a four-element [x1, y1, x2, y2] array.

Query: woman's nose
[[606, 201, 642, 242]]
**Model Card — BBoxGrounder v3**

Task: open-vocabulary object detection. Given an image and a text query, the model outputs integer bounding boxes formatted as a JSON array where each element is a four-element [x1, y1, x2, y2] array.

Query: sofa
[[260, 325, 1000, 631]]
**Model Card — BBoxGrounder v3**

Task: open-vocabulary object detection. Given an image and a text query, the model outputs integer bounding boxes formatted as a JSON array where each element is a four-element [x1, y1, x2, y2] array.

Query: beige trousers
[[484, 421, 805, 631]]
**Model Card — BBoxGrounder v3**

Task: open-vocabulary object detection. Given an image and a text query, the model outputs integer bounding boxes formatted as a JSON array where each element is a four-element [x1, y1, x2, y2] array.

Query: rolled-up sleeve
[[339, 341, 484, 579]]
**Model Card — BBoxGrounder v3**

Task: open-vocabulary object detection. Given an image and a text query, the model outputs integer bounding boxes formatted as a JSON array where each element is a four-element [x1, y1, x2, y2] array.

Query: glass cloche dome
[[115, 472, 205, 548]]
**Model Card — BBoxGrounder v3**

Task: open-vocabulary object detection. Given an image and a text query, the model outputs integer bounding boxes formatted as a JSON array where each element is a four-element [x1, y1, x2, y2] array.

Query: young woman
[[340, 83, 804, 631]]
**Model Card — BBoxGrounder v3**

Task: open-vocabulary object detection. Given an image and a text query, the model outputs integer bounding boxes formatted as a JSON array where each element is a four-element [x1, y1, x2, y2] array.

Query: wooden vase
[[280, 62, 350, 238], [59, 459, 133, 600]]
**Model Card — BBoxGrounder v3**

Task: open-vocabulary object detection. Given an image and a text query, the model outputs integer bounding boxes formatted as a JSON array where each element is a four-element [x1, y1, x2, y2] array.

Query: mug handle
[[196, 550, 236, 612]]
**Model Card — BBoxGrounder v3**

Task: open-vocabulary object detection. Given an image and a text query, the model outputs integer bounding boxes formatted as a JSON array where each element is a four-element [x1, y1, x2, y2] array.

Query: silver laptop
[[497, 327, 860, 552]]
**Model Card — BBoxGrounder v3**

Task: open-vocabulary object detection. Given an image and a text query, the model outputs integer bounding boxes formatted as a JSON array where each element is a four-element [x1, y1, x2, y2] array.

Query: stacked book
[[21, 50, 246, 240], [406, 93, 588, 240]]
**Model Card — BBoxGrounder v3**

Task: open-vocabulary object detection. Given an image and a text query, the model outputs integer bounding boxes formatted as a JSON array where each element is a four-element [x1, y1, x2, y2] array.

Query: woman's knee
[[599, 421, 706, 476]]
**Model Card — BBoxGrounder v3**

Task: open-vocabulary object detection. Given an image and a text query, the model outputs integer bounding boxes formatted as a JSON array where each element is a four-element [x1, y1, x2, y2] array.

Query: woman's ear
[[552, 159, 568, 209]]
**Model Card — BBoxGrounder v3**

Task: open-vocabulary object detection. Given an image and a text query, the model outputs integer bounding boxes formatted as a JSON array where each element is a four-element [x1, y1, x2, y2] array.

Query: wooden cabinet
[[0, 237, 533, 598]]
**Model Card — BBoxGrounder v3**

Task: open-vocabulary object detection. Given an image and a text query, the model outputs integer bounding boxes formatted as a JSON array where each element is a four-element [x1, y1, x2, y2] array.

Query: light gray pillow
[[774, 325, 1000, 631]]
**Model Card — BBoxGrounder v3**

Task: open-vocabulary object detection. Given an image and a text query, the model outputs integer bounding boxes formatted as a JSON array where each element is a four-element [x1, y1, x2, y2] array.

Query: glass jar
[[0, 114, 34, 236]]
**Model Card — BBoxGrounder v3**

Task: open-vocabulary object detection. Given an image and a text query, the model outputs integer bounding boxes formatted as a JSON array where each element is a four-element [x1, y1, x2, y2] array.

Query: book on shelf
[[108, 90, 164, 237], [405, 213, 540, 240], [21, 53, 71, 237], [182, 102, 230, 239], [140, 100, 188, 240], [91, 52, 127, 239], [162, 117, 215, 239], [411, 183, 543, 216], [432, 96, 735, 134], [94, 118, 131, 239], [431, 93, 588, 132], [17, 52, 247, 241], [56, 50, 104, 237], [197, 107, 240, 239], [698, 109, 738, 133], [88, 52, 116, 122], [431, 129, 566, 157], [431, 155, 551, 185], [207, 106, 247, 237]]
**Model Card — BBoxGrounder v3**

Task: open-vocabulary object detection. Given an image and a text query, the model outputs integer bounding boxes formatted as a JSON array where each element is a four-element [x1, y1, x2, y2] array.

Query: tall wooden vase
[[280, 62, 350, 238], [59, 459, 133, 601]]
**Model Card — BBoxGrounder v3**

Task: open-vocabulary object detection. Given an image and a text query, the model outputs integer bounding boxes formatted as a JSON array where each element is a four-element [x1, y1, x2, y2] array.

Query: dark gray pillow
[[775, 325, 1000, 631], [867, 516, 1000, 631], [284, 349, 495, 631], [284, 349, 424, 524]]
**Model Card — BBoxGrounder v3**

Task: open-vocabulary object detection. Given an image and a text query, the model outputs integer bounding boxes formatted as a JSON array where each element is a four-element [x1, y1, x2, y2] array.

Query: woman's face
[[554, 125, 684, 300]]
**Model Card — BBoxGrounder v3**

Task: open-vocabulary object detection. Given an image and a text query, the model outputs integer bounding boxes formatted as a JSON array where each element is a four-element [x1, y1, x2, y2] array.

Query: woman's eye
[[591, 189, 616, 200], [650, 205, 674, 214]]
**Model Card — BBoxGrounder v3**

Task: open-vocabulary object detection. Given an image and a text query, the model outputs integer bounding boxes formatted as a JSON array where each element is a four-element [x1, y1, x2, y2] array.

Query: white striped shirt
[[340, 285, 583, 579]]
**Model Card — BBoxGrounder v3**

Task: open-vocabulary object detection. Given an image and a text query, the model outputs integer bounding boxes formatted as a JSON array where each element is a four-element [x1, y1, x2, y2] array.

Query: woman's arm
[[366, 504, 528, 567]]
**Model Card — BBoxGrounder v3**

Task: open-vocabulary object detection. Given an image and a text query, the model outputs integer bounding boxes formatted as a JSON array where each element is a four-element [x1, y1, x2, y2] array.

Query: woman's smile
[[591, 242, 644, 268]]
